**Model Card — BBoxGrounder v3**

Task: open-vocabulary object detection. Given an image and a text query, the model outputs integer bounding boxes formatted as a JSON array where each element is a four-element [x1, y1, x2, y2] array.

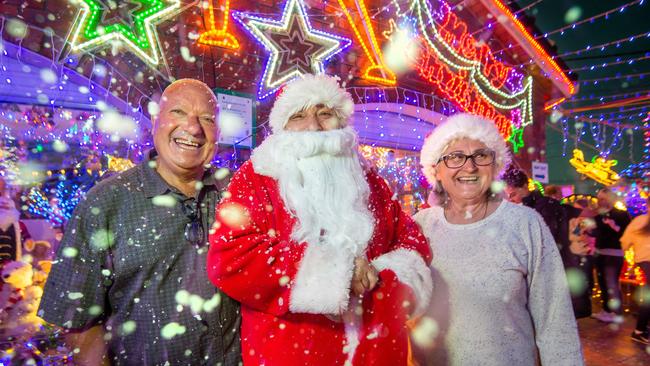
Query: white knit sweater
[[413, 200, 584, 366]]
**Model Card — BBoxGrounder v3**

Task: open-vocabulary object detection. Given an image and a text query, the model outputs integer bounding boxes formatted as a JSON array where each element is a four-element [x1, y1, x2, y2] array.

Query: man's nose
[[183, 114, 203, 134], [304, 114, 323, 131]]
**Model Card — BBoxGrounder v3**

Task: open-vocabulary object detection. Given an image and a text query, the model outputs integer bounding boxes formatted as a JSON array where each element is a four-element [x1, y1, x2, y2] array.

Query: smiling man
[[39, 79, 241, 366]]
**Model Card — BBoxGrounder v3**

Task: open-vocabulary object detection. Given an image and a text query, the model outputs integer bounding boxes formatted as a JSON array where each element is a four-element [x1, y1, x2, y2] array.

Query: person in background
[[620, 196, 650, 344], [502, 167, 594, 317], [414, 113, 583, 365], [208, 74, 432, 366], [38, 79, 241, 365], [590, 187, 632, 323], [503, 167, 577, 255], [545, 184, 564, 201], [0, 176, 32, 263]]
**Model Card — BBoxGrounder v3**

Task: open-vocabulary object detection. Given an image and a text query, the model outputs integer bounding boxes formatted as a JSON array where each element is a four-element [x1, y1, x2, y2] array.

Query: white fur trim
[[289, 243, 356, 314], [250, 133, 282, 178], [420, 113, 511, 186], [269, 74, 354, 133], [371, 248, 432, 316]]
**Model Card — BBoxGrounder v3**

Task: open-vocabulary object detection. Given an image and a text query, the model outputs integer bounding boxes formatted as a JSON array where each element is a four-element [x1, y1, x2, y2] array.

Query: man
[[39, 79, 241, 365], [590, 187, 631, 323], [502, 167, 594, 317], [207, 74, 432, 366], [544, 185, 563, 201], [503, 167, 576, 253]]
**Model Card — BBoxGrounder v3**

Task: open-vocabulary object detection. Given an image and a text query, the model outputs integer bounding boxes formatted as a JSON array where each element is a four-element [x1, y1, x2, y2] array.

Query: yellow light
[[197, 0, 240, 50], [337, 0, 396, 85], [107, 154, 135, 172], [569, 149, 620, 186]]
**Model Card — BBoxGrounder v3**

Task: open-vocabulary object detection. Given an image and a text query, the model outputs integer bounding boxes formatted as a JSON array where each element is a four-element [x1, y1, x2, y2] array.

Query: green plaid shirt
[[39, 151, 241, 365]]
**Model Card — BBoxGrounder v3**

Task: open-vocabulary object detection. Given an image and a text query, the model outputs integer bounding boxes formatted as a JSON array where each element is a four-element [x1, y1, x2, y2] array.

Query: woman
[[413, 113, 583, 365], [621, 196, 650, 344]]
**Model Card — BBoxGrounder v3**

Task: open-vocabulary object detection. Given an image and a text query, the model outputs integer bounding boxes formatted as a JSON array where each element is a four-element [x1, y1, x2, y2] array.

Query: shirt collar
[[141, 149, 217, 199]]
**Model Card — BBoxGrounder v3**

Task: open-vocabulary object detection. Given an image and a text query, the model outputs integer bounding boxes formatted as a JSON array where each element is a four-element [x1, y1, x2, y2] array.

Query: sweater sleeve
[[527, 212, 584, 366], [207, 162, 302, 316]]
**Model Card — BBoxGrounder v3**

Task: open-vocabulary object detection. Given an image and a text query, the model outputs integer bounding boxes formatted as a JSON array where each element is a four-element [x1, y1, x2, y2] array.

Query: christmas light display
[[625, 182, 648, 216], [621, 115, 650, 181], [65, 0, 183, 66], [197, 0, 240, 50], [560, 194, 598, 207], [0, 125, 19, 182], [337, 0, 396, 85], [358, 145, 427, 213], [26, 181, 85, 227], [484, 0, 575, 97], [386, 0, 536, 140], [232, 0, 352, 99], [527, 178, 544, 195], [107, 154, 136, 172], [569, 149, 621, 186]]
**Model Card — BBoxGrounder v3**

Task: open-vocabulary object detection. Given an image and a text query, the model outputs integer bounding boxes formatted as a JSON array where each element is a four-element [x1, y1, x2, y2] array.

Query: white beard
[[251, 127, 375, 256], [0, 197, 19, 231]]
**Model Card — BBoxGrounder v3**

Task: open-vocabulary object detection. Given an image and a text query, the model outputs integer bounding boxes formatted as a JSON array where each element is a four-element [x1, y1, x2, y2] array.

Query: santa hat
[[420, 113, 510, 186], [268, 74, 354, 133]]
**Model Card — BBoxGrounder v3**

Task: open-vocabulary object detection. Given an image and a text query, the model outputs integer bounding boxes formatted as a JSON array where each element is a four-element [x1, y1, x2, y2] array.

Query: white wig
[[420, 113, 511, 186], [268, 74, 354, 133]]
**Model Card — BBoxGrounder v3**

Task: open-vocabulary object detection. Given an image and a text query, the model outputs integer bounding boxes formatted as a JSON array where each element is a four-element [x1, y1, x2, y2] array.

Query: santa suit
[[207, 159, 432, 366]]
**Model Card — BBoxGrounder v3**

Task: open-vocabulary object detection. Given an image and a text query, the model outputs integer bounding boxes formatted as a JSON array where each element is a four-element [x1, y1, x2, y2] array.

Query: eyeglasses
[[181, 200, 204, 247], [438, 149, 496, 169]]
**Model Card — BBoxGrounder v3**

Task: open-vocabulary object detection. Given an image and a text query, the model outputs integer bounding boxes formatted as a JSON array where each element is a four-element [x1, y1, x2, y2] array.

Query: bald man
[[39, 80, 241, 365]]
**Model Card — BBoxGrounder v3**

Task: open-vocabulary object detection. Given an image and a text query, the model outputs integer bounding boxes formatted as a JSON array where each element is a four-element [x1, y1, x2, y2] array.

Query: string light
[[552, 31, 650, 61], [65, 0, 183, 66], [337, 0, 396, 85], [568, 54, 650, 74], [488, 0, 576, 96], [232, 0, 352, 99], [197, 0, 240, 50], [563, 90, 650, 104], [534, 0, 644, 40], [621, 116, 650, 180], [564, 95, 650, 114], [544, 97, 566, 111], [579, 71, 650, 84]]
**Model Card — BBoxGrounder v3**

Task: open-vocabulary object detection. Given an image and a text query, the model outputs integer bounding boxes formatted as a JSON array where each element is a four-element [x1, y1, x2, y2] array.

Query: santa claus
[[207, 74, 432, 366]]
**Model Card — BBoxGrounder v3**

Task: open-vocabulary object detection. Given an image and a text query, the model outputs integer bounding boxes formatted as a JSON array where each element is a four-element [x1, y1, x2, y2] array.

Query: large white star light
[[233, 0, 352, 99]]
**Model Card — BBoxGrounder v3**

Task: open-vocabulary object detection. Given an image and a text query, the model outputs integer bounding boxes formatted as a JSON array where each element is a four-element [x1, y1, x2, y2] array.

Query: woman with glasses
[[412, 113, 583, 365]]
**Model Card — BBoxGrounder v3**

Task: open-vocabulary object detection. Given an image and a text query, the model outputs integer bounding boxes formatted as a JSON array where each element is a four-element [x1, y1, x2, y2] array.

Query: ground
[[580, 313, 650, 365]]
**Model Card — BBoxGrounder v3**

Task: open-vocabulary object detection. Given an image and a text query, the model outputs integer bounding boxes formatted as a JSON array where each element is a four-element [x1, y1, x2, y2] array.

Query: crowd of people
[[0, 74, 648, 365]]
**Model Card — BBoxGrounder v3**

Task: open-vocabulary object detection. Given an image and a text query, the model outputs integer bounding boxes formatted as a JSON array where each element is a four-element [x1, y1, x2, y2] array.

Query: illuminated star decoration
[[64, 0, 183, 66], [233, 0, 352, 99]]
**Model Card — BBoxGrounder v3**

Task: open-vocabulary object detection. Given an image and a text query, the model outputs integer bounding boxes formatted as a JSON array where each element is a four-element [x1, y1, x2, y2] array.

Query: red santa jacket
[[208, 160, 432, 366]]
